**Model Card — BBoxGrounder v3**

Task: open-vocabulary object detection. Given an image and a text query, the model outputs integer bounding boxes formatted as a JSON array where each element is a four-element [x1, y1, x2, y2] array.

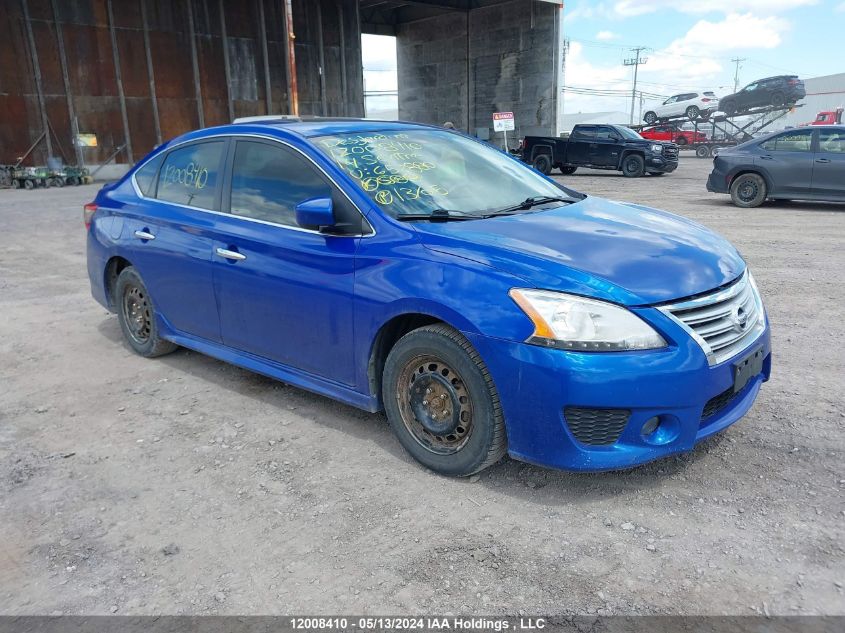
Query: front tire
[[771, 92, 785, 107], [695, 145, 710, 158], [559, 164, 577, 175], [675, 136, 688, 146], [721, 100, 737, 116], [382, 324, 507, 477], [115, 267, 178, 358], [730, 173, 767, 208], [643, 111, 657, 125], [622, 154, 645, 178]]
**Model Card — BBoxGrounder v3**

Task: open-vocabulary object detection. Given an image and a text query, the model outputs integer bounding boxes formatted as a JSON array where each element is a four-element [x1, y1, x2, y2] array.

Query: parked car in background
[[707, 126, 845, 207], [643, 91, 719, 124], [718, 76, 806, 116], [521, 124, 678, 177], [640, 124, 707, 146], [86, 118, 770, 476]]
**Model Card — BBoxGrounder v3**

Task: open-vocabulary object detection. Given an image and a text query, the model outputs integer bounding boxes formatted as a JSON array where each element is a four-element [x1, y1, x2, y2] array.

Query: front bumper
[[646, 156, 678, 173], [465, 310, 771, 472]]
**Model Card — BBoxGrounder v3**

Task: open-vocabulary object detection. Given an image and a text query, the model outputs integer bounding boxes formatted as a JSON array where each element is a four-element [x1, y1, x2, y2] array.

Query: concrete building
[[1, 0, 563, 172]]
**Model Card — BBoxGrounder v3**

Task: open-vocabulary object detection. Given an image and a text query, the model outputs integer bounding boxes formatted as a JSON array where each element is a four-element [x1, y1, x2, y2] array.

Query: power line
[[623, 47, 648, 125]]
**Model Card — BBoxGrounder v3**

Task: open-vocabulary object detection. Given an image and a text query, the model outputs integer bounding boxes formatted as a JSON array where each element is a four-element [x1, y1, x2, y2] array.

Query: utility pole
[[623, 47, 648, 124], [558, 37, 570, 135], [731, 57, 745, 93]]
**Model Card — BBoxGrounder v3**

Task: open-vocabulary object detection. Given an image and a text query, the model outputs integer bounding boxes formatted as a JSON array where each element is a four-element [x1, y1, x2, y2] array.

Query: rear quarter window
[[133, 154, 163, 197]]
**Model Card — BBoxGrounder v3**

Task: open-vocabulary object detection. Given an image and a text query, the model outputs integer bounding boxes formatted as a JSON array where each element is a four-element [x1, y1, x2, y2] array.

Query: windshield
[[315, 129, 575, 218], [616, 126, 642, 140]]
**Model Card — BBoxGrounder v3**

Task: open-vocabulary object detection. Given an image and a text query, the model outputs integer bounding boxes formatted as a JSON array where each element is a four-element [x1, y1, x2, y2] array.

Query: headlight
[[509, 289, 667, 351], [651, 144, 663, 153]]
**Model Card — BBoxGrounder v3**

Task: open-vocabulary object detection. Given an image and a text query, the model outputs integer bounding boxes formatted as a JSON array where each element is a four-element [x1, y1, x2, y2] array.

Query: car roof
[[228, 117, 440, 138]]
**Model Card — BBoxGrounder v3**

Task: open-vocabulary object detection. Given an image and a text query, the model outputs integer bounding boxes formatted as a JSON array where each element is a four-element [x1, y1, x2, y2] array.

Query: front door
[[120, 139, 227, 343], [812, 128, 845, 200], [591, 126, 621, 167], [210, 138, 360, 386]]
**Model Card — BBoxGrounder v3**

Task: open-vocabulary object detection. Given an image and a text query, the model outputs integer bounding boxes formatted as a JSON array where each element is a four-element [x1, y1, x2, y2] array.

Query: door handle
[[759, 155, 773, 160], [134, 230, 155, 241], [815, 158, 831, 163], [215, 247, 246, 261]]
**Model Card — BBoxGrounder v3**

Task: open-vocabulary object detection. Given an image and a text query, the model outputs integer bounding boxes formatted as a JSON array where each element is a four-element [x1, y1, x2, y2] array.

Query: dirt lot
[[1, 158, 843, 616]]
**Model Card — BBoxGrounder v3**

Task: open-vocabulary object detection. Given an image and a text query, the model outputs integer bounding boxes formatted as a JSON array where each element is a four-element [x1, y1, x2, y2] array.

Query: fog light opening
[[641, 416, 660, 437]]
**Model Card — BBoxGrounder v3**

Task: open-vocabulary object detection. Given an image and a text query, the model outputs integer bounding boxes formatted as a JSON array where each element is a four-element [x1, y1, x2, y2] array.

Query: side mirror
[[295, 197, 335, 230]]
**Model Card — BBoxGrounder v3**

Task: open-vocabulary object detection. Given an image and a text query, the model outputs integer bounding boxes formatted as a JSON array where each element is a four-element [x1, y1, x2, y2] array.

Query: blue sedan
[[85, 118, 771, 476]]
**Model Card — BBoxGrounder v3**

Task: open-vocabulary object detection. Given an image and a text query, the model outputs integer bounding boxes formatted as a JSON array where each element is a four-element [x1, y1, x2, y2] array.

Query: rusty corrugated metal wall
[[0, 0, 364, 166]]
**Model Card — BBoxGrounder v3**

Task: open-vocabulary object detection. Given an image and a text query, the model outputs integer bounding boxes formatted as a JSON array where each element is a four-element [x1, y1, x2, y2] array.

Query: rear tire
[[621, 154, 645, 178], [23, 179, 34, 190], [771, 92, 785, 107], [675, 136, 688, 146], [115, 267, 178, 358], [721, 100, 737, 116], [382, 324, 507, 477], [730, 173, 767, 208], [559, 164, 577, 175], [695, 145, 710, 158], [643, 111, 657, 125], [532, 154, 552, 175], [686, 105, 700, 120]]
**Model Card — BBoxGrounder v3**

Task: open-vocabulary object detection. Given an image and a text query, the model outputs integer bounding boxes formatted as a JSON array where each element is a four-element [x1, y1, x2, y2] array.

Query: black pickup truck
[[520, 124, 679, 177]]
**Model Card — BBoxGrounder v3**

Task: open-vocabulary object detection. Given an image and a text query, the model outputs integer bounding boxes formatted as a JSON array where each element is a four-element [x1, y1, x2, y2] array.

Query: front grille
[[564, 407, 630, 445], [662, 144, 679, 160], [659, 271, 765, 365], [702, 387, 738, 420]]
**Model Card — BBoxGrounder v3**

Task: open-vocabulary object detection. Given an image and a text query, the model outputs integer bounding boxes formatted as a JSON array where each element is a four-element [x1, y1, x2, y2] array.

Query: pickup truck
[[520, 124, 679, 178]]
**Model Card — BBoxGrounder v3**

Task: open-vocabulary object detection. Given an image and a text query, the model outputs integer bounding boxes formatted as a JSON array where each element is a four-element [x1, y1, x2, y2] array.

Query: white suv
[[643, 92, 719, 124]]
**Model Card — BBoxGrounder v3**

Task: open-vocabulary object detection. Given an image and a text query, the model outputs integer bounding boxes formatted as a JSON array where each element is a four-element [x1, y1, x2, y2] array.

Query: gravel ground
[[1, 158, 843, 616]]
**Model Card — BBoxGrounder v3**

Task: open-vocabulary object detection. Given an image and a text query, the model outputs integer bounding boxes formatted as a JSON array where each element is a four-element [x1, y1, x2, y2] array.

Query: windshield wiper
[[484, 196, 575, 217], [394, 209, 478, 222]]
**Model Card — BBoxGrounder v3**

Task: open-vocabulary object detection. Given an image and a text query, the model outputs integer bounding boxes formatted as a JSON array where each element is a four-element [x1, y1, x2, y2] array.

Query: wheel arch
[[367, 307, 480, 408], [618, 149, 645, 169], [728, 167, 772, 192], [104, 255, 134, 311]]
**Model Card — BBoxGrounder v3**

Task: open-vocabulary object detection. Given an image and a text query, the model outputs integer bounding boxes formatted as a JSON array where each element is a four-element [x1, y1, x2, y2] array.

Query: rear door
[[209, 137, 363, 386], [567, 126, 595, 164], [811, 128, 845, 200], [756, 129, 815, 197], [120, 139, 226, 343]]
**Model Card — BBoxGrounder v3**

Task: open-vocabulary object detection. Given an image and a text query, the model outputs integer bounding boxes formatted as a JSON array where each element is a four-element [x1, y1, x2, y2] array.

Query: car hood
[[412, 197, 745, 306]]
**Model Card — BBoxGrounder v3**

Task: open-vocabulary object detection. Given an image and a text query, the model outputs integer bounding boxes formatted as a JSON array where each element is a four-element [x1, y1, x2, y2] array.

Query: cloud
[[595, 30, 619, 41], [836, 1, 845, 11], [611, 0, 816, 17], [563, 13, 794, 116]]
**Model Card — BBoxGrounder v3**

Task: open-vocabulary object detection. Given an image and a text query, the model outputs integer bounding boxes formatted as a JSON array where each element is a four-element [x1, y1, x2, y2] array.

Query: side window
[[743, 83, 758, 92], [572, 126, 596, 141], [760, 130, 813, 152], [156, 141, 224, 209], [818, 129, 845, 153], [595, 126, 616, 141], [134, 154, 163, 197], [229, 140, 332, 228]]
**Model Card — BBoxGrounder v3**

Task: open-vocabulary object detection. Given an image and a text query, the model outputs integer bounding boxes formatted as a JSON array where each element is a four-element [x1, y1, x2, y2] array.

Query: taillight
[[788, 79, 798, 85], [83, 203, 97, 230], [701, 98, 712, 102]]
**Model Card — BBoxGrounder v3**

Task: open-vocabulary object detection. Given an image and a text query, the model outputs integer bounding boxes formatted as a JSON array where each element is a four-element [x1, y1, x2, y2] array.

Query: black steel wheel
[[532, 154, 552, 175], [730, 173, 767, 208], [622, 154, 645, 177], [559, 164, 577, 175], [115, 267, 177, 357], [382, 324, 506, 476]]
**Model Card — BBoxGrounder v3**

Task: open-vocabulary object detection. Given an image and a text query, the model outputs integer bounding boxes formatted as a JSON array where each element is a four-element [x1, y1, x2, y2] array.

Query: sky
[[562, 0, 845, 116], [362, 1, 844, 120]]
